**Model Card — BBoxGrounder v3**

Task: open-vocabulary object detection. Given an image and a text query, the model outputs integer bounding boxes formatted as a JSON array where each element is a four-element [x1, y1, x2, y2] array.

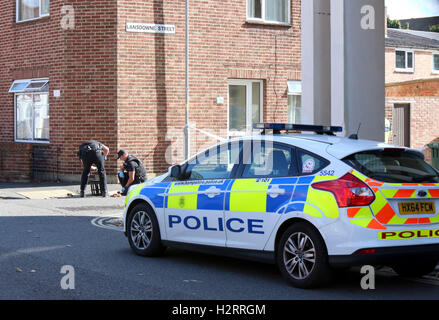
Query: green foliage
[[430, 24, 439, 33], [387, 17, 401, 29], [403, 22, 410, 30]]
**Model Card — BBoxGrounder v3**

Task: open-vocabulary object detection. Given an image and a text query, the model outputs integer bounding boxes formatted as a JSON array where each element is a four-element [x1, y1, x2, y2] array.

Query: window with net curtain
[[17, 0, 49, 22], [16, 93, 49, 141], [247, 0, 289, 24], [11, 80, 50, 142]]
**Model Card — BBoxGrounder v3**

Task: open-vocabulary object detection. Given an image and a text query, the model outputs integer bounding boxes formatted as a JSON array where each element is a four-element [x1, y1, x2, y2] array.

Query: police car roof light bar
[[254, 123, 343, 135]]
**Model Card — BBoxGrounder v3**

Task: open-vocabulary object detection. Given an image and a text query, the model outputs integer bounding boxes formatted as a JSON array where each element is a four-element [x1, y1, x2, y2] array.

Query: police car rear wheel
[[392, 260, 438, 278], [127, 204, 165, 257], [277, 222, 332, 288]]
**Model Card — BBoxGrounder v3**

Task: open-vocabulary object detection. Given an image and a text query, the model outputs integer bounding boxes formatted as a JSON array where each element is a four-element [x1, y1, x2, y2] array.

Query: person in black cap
[[117, 150, 147, 195], [77, 140, 109, 197]]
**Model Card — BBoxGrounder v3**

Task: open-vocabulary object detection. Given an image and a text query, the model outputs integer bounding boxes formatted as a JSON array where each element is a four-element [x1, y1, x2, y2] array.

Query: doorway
[[393, 104, 410, 147]]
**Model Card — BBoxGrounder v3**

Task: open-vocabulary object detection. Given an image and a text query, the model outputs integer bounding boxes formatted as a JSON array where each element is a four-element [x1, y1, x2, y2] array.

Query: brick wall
[[386, 79, 439, 163], [386, 48, 439, 84], [0, 0, 302, 181], [117, 0, 302, 176], [0, 0, 118, 182]]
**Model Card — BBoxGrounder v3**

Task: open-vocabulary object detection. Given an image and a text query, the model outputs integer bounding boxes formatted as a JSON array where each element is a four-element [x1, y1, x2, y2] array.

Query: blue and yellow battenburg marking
[[128, 175, 340, 220]]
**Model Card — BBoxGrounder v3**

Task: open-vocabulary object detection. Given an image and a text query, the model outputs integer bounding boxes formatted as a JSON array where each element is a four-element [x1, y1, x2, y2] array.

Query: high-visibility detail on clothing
[[167, 183, 199, 210]]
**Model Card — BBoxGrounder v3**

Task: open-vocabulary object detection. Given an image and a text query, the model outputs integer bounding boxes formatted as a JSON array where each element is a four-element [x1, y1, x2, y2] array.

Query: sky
[[386, 0, 439, 19]]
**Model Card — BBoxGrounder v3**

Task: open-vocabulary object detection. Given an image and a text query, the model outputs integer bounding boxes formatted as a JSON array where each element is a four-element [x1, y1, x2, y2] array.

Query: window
[[228, 80, 263, 137], [343, 149, 439, 183], [297, 149, 329, 176], [247, 0, 290, 24], [395, 50, 414, 72], [10, 79, 49, 142], [287, 81, 302, 124], [185, 141, 242, 180], [17, 0, 49, 23], [242, 142, 297, 178], [433, 53, 439, 73]]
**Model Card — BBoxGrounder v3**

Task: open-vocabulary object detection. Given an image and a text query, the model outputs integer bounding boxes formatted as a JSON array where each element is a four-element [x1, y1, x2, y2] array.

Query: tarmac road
[[1, 195, 439, 300]]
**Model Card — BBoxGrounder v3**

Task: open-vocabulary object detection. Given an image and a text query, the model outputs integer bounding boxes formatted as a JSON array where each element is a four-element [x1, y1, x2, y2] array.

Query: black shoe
[[80, 191, 85, 198], [102, 192, 109, 198]]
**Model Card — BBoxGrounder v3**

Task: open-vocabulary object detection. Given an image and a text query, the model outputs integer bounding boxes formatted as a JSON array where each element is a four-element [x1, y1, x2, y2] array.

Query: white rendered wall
[[303, 0, 385, 142]]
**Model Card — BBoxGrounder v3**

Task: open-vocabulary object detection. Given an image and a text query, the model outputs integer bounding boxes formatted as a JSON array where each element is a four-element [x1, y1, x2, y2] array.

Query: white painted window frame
[[395, 49, 414, 73], [12, 78, 50, 144], [287, 80, 302, 124], [246, 0, 291, 26], [433, 52, 439, 74], [227, 79, 264, 138], [16, 0, 50, 23]]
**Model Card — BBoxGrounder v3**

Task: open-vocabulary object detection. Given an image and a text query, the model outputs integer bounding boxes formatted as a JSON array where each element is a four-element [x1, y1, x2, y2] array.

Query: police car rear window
[[343, 149, 439, 183]]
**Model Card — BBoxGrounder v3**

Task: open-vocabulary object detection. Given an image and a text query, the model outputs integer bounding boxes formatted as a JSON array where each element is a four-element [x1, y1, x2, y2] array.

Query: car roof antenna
[[349, 123, 362, 140]]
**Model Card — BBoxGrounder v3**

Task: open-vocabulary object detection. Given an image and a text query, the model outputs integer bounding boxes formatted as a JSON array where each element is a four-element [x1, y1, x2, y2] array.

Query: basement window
[[395, 49, 414, 73], [16, 0, 50, 23], [247, 0, 290, 25]]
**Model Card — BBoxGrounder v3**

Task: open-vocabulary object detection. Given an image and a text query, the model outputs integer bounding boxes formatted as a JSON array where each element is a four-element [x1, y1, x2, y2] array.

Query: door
[[165, 141, 242, 247], [393, 104, 410, 147], [225, 139, 298, 250], [228, 80, 263, 137]]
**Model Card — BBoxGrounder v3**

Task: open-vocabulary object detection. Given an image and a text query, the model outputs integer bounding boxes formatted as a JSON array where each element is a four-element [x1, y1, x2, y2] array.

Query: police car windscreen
[[343, 149, 439, 183]]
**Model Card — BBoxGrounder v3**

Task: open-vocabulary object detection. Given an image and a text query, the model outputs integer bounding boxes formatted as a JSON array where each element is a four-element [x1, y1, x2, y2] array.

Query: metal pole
[[184, 0, 190, 160]]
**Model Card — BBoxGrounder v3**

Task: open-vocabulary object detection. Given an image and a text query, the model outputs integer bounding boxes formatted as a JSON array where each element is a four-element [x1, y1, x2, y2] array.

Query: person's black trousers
[[80, 150, 107, 194], [118, 172, 145, 195]]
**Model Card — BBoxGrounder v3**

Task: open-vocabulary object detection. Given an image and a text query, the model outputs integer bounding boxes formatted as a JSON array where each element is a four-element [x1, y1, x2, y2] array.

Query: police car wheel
[[277, 222, 332, 289], [127, 203, 165, 257], [392, 260, 438, 278]]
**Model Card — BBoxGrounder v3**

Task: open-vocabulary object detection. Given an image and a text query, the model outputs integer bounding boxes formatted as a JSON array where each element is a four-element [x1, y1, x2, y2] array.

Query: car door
[[225, 139, 298, 250], [165, 141, 242, 247]]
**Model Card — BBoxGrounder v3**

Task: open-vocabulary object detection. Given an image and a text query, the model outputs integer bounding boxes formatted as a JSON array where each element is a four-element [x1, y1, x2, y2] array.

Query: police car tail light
[[312, 173, 375, 208]]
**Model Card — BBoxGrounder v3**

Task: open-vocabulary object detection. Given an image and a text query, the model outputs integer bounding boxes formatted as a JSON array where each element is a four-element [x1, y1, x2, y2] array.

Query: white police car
[[122, 123, 439, 288]]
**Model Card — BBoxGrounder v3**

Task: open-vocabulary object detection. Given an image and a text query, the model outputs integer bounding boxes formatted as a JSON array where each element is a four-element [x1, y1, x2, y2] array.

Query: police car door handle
[[204, 186, 222, 198], [267, 185, 286, 198]]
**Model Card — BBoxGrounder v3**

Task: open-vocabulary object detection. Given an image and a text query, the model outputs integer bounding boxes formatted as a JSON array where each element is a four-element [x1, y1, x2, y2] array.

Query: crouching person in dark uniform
[[78, 140, 110, 197], [117, 150, 147, 196]]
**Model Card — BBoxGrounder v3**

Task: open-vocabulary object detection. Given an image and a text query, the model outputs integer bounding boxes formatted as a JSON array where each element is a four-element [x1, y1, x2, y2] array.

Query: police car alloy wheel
[[127, 203, 165, 257], [277, 222, 332, 288]]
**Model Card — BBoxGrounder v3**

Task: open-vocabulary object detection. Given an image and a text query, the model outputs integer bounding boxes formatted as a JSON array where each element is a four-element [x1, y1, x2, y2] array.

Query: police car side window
[[185, 142, 242, 181], [297, 149, 329, 176], [242, 143, 297, 178]]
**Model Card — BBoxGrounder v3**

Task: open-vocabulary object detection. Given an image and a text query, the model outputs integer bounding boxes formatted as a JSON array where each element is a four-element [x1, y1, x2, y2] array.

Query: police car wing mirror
[[170, 165, 182, 180]]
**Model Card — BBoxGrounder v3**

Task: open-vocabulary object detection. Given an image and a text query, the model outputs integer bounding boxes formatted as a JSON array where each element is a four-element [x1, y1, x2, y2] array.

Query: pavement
[[0, 182, 123, 200]]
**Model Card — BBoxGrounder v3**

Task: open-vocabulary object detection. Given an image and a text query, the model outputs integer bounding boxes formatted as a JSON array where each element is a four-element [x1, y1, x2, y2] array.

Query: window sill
[[16, 15, 50, 25], [432, 71, 439, 75], [15, 140, 50, 145], [245, 19, 291, 27], [394, 69, 414, 74]]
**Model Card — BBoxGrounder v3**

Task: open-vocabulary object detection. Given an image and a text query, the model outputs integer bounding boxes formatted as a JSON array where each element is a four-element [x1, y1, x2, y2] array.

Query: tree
[[430, 24, 439, 33], [403, 22, 410, 30], [387, 17, 401, 29]]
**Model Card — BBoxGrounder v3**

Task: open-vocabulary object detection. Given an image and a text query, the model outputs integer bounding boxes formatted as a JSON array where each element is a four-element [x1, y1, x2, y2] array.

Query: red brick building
[[0, 0, 302, 182], [385, 28, 439, 159]]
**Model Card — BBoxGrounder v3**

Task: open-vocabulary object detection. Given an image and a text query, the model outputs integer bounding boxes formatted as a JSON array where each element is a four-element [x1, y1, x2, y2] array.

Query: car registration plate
[[398, 202, 436, 215]]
